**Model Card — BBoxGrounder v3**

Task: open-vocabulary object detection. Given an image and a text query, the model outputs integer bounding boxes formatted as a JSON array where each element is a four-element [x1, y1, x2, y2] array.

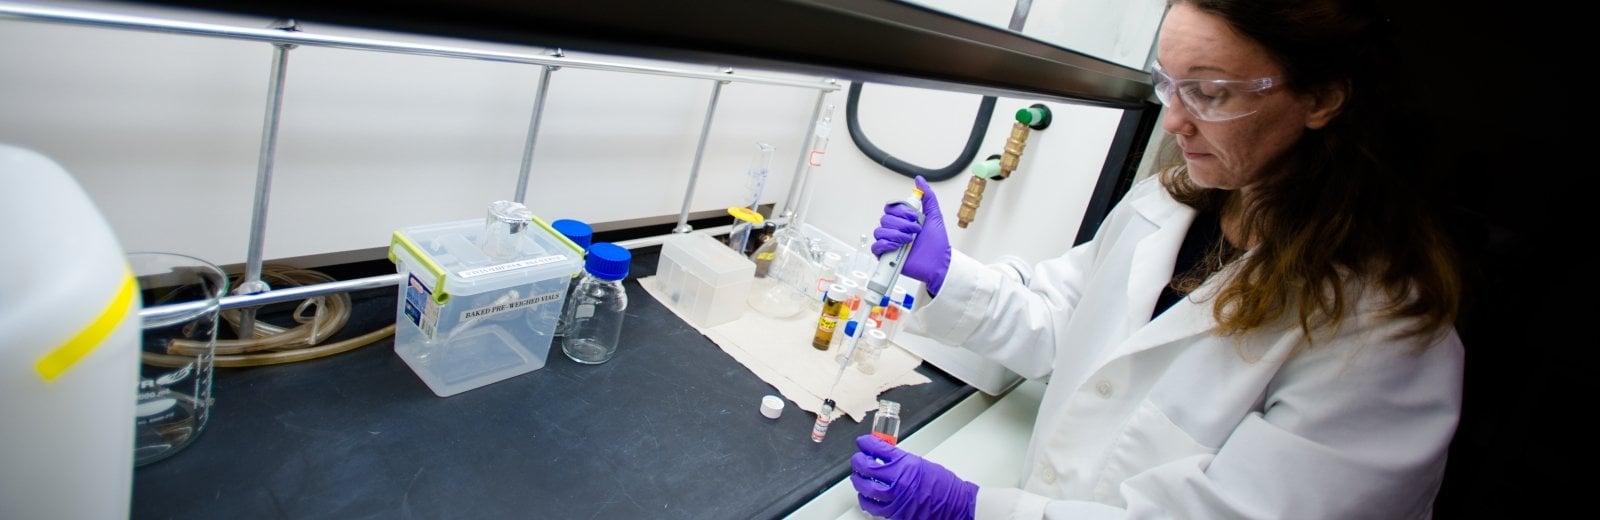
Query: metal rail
[[137, 226, 737, 321]]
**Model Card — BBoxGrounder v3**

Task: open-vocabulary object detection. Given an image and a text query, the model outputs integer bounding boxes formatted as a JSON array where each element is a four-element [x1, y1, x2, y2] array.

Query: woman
[[850, 0, 1465, 518]]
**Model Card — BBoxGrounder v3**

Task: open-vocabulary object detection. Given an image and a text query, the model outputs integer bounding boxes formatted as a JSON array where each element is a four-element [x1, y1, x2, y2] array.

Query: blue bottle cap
[[551, 219, 594, 251], [902, 293, 915, 310], [879, 295, 891, 307], [584, 242, 631, 281], [844, 320, 858, 337]]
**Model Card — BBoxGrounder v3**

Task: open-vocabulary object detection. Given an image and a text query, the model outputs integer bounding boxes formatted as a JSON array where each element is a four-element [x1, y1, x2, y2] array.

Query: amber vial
[[812, 283, 847, 350]]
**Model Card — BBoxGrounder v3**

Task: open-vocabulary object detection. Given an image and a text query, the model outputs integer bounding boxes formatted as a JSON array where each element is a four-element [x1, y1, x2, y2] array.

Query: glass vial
[[549, 219, 593, 340], [561, 242, 630, 364], [813, 283, 848, 350], [809, 251, 843, 302], [871, 399, 901, 445], [854, 328, 888, 375], [812, 398, 837, 443], [831, 319, 859, 359], [837, 277, 862, 323]]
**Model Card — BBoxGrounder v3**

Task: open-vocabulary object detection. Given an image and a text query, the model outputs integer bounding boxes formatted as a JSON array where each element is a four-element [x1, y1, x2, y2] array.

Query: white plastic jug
[[0, 143, 141, 518]]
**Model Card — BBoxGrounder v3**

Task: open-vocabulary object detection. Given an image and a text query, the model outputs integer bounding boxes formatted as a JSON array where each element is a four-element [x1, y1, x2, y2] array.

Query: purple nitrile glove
[[871, 175, 951, 296], [850, 434, 978, 520]]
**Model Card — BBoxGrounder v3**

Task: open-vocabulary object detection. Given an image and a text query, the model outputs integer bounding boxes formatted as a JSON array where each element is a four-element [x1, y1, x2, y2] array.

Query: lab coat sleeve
[[910, 241, 1098, 380], [973, 319, 1465, 520]]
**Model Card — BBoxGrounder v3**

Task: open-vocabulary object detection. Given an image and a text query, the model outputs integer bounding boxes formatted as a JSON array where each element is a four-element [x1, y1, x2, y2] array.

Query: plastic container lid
[[760, 395, 784, 419], [844, 320, 858, 337], [584, 242, 631, 281], [551, 219, 593, 251]]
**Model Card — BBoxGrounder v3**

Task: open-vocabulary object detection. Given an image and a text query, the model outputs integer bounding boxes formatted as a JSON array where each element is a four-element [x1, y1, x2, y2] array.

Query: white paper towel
[[639, 275, 930, 423]]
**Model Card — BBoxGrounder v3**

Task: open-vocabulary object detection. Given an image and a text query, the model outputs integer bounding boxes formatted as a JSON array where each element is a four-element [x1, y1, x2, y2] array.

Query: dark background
[[1385, 3, 1569, 518]]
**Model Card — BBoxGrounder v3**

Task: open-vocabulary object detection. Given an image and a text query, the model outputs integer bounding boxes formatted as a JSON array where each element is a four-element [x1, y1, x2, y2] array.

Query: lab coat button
[[1039, 463, 1058, 484], [1095, 380, 1114, 398]]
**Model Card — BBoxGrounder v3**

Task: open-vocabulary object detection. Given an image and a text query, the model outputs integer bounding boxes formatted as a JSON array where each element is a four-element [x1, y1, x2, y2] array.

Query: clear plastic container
[[656, 232, 755, 328], [562, 242, 631, 365], [388, 203, 583, 397]]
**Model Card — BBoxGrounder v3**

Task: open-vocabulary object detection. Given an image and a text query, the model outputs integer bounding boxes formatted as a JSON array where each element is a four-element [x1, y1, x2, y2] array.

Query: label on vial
[[459, 291, 562, 321], [811, 416, 831, 442], [457, 255, 565, 278], [404, 273, 440, 340]]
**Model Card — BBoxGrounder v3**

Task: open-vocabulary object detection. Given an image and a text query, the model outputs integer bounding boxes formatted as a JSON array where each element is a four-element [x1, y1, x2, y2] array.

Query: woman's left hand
[[850, 434, 978, 520]]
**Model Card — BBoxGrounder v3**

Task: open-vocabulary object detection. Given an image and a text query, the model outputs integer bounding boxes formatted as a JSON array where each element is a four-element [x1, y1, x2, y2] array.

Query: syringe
[[813, 185, 923, 441]]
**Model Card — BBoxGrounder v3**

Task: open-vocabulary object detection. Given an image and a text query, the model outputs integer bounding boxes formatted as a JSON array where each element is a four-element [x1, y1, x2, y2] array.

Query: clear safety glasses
[[1150, 62, 1281, 122]]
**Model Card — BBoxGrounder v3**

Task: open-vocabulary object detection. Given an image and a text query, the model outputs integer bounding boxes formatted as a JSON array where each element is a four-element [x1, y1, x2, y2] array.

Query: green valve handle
[[1015, 103, 1052, 130], [969, 156, 1004, 180]]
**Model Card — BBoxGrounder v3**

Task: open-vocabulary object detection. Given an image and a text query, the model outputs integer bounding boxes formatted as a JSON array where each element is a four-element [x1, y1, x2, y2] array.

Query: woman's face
[[1156, 3, 1341, 191]]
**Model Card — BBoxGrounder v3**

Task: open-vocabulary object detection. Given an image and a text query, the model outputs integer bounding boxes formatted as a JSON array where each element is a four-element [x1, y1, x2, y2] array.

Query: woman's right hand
[[872, 175, 951, 295]]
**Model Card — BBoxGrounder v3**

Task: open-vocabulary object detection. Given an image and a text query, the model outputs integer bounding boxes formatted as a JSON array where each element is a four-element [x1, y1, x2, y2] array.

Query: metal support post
[[673, 67, 733, 234]]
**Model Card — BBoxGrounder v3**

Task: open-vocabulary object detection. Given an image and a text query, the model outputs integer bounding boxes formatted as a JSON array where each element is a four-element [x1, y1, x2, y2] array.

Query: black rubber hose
[[845, 81, 996, 182]]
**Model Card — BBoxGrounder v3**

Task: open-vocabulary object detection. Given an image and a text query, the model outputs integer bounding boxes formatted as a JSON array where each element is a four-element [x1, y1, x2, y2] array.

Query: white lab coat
[[910, 176, 1465, 519]]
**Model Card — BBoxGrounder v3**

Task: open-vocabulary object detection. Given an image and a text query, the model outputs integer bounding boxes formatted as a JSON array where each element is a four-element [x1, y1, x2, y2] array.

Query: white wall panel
[[0, 0, 1142, 271]]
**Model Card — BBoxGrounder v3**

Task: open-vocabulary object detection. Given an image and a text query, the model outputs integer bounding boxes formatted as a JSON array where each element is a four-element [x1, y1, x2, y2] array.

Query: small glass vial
[[813, 283, 848, 350], [837, 278, 861, 323], [812, 398, 837, 443], [831, 319, 860, 360], [561, 242, 631, 365], [854, 328, 888, 375], [549, 218, 593, 340], [811, 251, 843, 301], [871, 399, 901, 445]]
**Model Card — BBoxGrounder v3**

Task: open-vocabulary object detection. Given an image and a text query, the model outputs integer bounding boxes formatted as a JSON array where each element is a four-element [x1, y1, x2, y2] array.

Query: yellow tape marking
[[36, 271, 137, 382]]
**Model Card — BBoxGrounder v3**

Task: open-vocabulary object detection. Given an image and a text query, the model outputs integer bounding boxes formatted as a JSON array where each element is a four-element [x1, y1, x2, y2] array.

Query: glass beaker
[[128, 252, 228, 467], [746, 223, 810, 319]]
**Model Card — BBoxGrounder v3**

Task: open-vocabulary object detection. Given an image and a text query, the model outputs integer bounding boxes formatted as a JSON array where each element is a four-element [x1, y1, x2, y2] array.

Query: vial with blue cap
[[561, 242, 630, 365]]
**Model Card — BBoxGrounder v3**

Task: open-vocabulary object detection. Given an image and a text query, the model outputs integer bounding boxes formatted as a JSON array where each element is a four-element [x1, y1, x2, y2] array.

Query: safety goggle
[[1150, 62, 1280, 122]]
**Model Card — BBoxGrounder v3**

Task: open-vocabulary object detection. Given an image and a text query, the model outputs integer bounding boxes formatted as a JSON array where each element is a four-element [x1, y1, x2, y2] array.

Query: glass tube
[[729, 142, 775, 255]]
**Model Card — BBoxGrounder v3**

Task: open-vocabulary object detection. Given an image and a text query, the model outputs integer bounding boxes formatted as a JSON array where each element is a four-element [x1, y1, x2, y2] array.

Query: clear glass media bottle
[[562, 242, 631, 365], [549, 218, 594, 340]]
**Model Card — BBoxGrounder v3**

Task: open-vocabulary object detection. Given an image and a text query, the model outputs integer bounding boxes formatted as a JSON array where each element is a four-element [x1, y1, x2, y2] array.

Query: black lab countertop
[[131, 245, 973, 520]]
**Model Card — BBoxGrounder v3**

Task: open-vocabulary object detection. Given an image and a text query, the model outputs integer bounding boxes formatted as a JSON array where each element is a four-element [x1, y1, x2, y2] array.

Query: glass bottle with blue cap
[[548, 219, 593, 340], [561, 242, 630, 364]]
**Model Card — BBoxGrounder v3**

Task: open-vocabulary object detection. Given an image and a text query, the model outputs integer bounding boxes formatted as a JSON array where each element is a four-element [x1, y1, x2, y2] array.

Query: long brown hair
[[1161, 0, 1461, 351]]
